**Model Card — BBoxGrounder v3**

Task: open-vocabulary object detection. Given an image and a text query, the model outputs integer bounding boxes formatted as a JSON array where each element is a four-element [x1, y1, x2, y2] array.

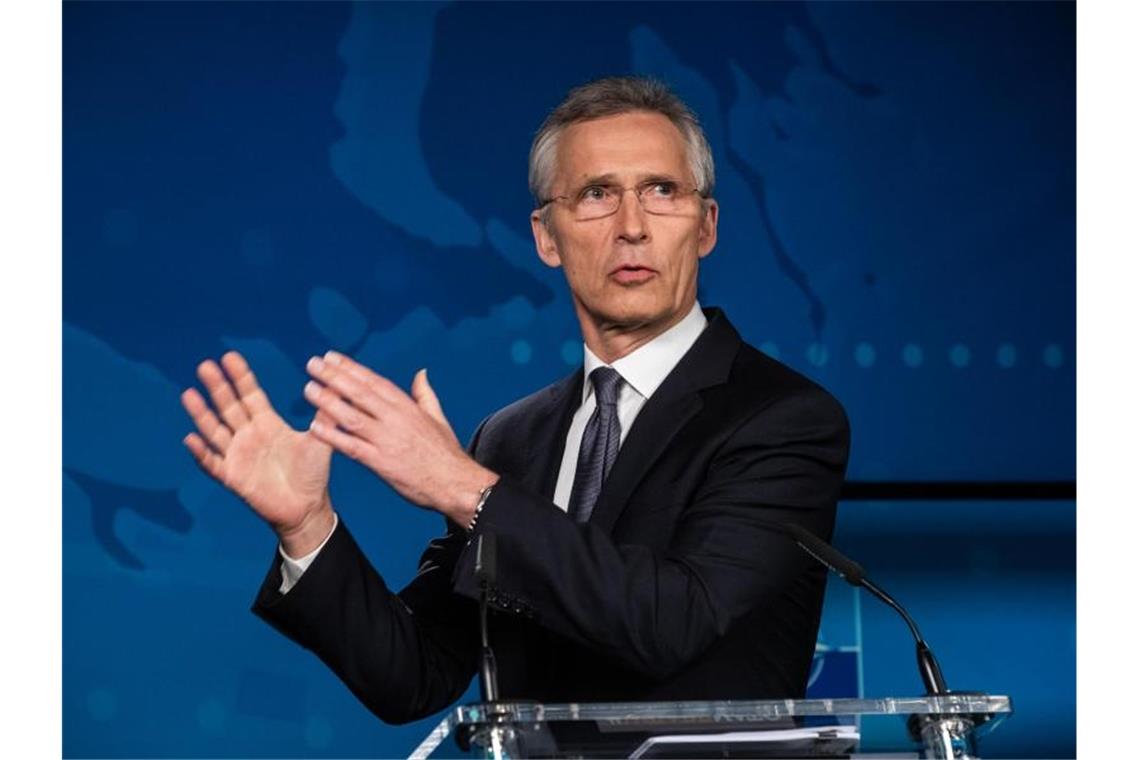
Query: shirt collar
[[581, 301, 708, 403]]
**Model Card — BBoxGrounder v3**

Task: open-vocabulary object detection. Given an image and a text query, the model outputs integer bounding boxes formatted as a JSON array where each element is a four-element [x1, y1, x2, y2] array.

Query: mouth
[[610, 265, 658, 285]]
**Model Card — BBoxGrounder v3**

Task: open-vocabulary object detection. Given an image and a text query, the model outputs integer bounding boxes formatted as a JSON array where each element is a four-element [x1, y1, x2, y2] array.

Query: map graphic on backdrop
[[63, 2, 1074, 757]]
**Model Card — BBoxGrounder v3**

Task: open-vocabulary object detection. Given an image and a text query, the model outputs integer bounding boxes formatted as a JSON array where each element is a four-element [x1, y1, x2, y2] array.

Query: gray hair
[[528, 76, 716, 208]]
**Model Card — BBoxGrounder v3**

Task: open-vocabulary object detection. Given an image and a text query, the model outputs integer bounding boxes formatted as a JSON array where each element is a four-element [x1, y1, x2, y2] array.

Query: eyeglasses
[[539, 179, 705, 221]]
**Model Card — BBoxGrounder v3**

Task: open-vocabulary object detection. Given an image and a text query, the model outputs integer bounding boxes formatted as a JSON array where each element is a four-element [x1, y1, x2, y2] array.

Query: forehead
[[555, 111, 690, 185]]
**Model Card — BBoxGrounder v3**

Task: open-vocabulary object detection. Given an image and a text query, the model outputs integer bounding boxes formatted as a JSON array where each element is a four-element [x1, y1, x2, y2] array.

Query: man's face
[[531, 111, 718, 341]]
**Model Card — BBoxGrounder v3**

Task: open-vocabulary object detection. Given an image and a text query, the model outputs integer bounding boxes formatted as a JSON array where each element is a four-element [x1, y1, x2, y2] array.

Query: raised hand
[[302, 351, 498, 527], [181, 351, 335, 555]]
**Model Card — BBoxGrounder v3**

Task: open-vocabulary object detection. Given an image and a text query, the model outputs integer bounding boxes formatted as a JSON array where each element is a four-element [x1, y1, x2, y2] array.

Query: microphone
[[474, 533, 501, 703], [780, 522, 949, 696], [470, 533, 529, 759]]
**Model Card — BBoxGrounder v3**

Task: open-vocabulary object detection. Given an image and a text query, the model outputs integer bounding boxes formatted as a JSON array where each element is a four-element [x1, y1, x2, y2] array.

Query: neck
[[578, 303, 695, 364]]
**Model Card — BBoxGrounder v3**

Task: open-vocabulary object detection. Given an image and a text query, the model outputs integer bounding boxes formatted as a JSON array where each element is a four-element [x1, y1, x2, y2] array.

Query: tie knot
[[589, 366, 623, 407]]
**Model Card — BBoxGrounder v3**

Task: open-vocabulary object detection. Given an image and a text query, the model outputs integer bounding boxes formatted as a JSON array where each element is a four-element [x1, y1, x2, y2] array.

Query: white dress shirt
[[278, 301, 708, 593], [277, 512, 338, 593], [552, 301, 707, 511]]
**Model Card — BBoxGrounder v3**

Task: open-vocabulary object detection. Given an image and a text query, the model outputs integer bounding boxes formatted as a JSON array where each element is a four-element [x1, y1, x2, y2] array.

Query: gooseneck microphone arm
[[861, 576, 948, 696], [476, 518, 947, 697], [782, 522, 949, 696]]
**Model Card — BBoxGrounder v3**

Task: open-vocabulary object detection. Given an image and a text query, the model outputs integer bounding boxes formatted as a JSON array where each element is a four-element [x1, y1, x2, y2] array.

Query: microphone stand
[[781, 522, 993, 759], [786, 524, 948, 696], [472, 534, 518, 759]]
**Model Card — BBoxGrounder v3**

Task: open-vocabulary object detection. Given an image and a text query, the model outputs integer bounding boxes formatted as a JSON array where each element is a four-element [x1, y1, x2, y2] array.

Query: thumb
[[412, 368, 451, 429]]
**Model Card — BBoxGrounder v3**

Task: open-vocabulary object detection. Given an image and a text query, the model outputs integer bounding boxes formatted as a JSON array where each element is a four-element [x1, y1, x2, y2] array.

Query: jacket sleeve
[[251, 518, 479, 724], [452, 388, 849, 680], [249, 420, 497, 725]]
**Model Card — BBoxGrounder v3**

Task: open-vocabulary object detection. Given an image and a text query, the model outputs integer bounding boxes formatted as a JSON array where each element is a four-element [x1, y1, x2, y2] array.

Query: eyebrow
[[574, 172, 683, 187], [575, 173, 619, 187], [637, 173, 683, 185]]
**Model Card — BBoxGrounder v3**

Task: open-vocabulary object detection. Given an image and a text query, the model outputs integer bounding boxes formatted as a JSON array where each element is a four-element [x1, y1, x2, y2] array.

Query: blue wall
[[63, 2, 1074, 757]]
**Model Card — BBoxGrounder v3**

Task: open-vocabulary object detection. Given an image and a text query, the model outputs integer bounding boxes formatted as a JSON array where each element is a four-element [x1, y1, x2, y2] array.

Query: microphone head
[[475, 532, 497, 586], [784, 523, 866, 587]]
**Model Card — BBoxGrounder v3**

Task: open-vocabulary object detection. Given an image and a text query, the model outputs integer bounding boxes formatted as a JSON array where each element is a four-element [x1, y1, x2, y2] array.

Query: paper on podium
[[628, 724, 859, 759]]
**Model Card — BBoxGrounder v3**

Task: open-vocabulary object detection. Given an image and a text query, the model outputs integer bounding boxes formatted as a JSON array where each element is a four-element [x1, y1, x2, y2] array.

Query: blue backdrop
[[63, 2, 1074, 757]]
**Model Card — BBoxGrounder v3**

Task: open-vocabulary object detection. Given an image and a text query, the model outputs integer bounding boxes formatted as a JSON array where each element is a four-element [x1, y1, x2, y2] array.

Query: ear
[[531, 210, 563, 268], [697, 199, 719, 259]]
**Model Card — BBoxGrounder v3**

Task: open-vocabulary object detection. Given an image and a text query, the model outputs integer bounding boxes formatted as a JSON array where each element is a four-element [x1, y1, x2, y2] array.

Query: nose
[[614, 187, 649, 243]]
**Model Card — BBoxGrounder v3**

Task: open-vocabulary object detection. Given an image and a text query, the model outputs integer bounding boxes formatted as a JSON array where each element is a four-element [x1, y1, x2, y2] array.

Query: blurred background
[[63, 2, 1074, 757]]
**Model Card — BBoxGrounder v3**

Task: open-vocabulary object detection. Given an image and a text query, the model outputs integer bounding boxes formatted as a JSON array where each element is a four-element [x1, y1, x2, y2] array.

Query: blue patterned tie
[[568, 367, 624, 523]]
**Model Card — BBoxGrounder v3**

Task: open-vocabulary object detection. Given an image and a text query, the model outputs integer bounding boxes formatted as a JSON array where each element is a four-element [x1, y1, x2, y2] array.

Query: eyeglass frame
[[536, 177, 709, 220]]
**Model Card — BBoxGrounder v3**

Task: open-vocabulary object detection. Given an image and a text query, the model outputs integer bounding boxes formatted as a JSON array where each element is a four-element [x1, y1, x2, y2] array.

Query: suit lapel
[[588, 309, 742, 534], [588, 393, 704, 534]]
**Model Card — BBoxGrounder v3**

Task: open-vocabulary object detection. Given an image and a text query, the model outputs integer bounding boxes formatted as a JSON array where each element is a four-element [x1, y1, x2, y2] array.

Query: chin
[[598, 301, 675, 330]]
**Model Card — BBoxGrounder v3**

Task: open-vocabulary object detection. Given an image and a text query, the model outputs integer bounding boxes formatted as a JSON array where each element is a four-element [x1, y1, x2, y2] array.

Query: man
[[180, 77, 849, 724]]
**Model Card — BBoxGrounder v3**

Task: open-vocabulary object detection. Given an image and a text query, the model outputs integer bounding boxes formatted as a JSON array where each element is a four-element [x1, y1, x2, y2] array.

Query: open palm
[[181, 351, 332, 534]]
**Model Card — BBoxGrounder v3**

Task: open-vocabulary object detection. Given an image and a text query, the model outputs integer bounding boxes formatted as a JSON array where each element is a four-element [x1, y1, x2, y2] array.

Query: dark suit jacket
[[252, 308, 849, 724]]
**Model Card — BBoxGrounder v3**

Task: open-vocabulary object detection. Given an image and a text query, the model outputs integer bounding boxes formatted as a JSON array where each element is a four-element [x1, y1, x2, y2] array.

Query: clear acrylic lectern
[[409, 694, 1012, 759]]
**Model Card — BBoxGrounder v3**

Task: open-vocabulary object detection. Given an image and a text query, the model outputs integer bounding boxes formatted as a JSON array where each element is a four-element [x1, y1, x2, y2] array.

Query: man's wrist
[[465, 483, 496, 532], [444, 464, 500, 528], [277, 500, 337, 559]]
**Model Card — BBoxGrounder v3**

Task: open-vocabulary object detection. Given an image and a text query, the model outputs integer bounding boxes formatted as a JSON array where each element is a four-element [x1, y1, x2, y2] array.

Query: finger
[[302, 409, 337, 447], [181, 388, 235, 453], [322, 351, 409, 407], [411, 368, 455, 434], [312, 408, 338, 430], [180, 387, 234, 453], [183, 431, 225, 481], [306, 356, 385, 419], [220, 351, 274, 418], [197, 359, 250, 431], [308, 415, 378, 466], [303, 378, 380, 437]]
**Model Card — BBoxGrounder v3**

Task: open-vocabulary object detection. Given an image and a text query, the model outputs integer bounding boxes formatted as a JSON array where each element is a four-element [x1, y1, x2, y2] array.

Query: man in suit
[[180, 77, 849, 724]]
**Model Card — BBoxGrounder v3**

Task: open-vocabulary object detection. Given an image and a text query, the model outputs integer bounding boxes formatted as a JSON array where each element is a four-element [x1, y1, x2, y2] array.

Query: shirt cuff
[[277, 512, 339, 594]]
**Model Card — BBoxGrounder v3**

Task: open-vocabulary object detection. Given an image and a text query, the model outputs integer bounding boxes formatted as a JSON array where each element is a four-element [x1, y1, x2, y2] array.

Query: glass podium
[[409, 694, 1012, 759]]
